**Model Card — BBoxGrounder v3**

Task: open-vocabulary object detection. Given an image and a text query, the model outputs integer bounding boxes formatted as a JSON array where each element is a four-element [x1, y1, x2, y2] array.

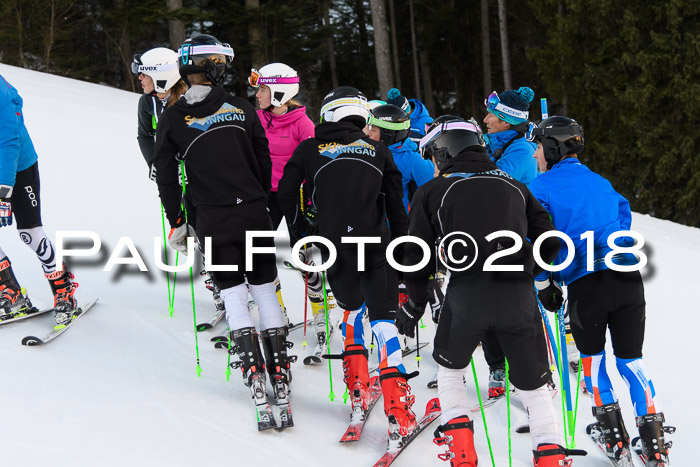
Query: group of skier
[[0, 27, 674, 466], [131, 32, 680, 466]]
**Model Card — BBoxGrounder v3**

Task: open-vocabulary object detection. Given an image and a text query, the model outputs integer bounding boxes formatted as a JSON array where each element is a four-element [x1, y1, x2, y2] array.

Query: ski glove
[[0, 201, 11, 227], [428, 277, 445, 324], [291, 206, 318, 239], [148, 164, 157, 182], [168, 224, 194, 255], [396, 299, 426, 338], [536, 277, 564, 312]]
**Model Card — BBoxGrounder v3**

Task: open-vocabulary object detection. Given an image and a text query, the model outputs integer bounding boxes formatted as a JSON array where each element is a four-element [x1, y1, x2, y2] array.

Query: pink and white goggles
[[248, 68, 300, 87], [419, 121, 483, 150]]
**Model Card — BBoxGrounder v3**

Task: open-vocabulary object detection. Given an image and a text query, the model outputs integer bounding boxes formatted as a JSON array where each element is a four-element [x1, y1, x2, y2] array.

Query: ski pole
[[160, 203, 175, 317], [225, 327, 232, 381], [557, 303, 574, 446], [535, 290, 560, 371], [571, 357, 583, 446], [541, 98, 549, 119], [505, 358, 512, 466], [322, 271, 335, 401], [302, 269, 309, 348], [553, 307, 570, 448], [415, 322, 421, 367], [179, 160, 201, 377], [471, 358, 496, 467]]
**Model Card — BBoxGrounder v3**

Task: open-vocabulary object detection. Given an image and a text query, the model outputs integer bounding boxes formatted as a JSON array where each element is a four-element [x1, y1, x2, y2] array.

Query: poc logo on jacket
[[184, 103, 246, 131]]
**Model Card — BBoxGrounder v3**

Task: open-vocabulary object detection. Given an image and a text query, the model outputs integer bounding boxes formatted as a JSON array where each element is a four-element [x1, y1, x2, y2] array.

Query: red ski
[[373, 398, 441, 467], [340, 376, 383, 443]]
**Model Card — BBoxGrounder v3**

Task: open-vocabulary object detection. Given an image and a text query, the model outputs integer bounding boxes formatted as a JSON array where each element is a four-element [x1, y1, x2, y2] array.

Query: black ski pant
[[195, 200, 278, 290], [322, 243, 397, 321], [9, 162, 42, 229], [433, 272, 551, 391], [267, 190, 284, 231], [568, 269, 646, 358]]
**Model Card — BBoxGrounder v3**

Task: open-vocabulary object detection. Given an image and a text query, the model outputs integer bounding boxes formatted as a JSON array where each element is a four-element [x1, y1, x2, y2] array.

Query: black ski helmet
[[526, 116, 584, 169], [319, 86, 370, 129], [420, 116, 486, 169], [368, 104, 411, 146], [178, 34, 234, 86]]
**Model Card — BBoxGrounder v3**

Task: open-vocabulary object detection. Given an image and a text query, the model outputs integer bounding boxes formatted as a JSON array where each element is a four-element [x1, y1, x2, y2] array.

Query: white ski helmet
[[131, 47, 180, 93], [319, 86, 370, 127], [248, 63, 300, 107]]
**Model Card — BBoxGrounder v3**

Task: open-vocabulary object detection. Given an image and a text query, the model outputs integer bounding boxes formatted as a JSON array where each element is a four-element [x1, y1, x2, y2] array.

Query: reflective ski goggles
[[248, 69, 300, 88], [419, 120, 482, 150], [131, 54, 143, 74], [178, 43, 234, 66], [484, 91, 529, 120], [525, 122, 541, 142], [526, 121, 583, 142], [367, 115, 411, 131]]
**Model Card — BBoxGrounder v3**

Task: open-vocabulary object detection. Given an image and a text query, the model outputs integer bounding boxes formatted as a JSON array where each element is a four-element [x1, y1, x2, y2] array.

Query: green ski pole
[[322, 271, 335, 401], [471, 358, 496, 467]]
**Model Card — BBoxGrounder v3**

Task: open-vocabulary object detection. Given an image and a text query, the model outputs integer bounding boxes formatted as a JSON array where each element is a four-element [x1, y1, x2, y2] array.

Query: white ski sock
[[18, 226, 57, 273], [220, 283, 254, 331], [437, 365, 470, 424], [517, 384, 564, 448], [249, 281, 284, 331]]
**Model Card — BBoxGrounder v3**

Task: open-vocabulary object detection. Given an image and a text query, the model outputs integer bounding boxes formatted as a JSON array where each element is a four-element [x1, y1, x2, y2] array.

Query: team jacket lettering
[[277, 121, 407, 244], [154, 86, 271, 226]]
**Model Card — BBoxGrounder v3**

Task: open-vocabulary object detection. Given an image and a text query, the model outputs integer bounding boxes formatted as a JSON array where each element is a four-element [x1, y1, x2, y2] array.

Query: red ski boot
[[380, 367, 418, 437], [45, 264, 78, 327], [533, 444, 571, 467], [343, 344, 371, 411], [433, 415, 479, 466]]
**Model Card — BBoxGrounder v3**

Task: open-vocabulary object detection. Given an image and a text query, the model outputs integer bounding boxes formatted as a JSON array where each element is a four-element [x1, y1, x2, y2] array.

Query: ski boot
[[45, 264, 78, 328], [488, 365, 506, 399], [632, 412, 674, 466], [586, 402, 634, 465], [261, 326, 296, 428], [380, 367, 418, 441], [200, 270, 225, 312], [433, 415, 478, 466], [533, 444, 572, 467], [343, 344, 371, 417], [0, 259, 35, 318], [230, 327, 276, 430]]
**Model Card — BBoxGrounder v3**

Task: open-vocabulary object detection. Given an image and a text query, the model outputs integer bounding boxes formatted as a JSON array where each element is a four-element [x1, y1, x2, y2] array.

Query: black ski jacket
[[404, 148, 560, 304], [277, 121, 407, 246], [154, 86, 271, 227]]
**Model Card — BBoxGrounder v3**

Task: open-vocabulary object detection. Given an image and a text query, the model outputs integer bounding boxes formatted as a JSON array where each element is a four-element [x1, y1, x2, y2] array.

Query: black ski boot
[[632, 412, 674, 466], [0, 259, 34, 318], [261, 327, 297, 428], [230, 327, 276, 430], [586, 402, 634, 466]]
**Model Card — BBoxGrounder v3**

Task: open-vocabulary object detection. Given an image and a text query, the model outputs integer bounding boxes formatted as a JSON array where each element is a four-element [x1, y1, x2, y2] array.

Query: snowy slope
[[0, 63, 693, 467]]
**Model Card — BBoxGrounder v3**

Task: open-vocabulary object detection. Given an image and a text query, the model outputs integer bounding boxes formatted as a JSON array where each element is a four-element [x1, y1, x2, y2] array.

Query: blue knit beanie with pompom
[[491, 86, 534, 125], [387, 88, 410, 113]]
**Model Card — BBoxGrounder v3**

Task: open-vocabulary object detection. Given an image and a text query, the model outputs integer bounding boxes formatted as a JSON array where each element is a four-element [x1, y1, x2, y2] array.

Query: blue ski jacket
[[484, 129, 538, 184], [527, 157, 638, 285], [408, 99, 433, 141], [388, 138, 435, 212], [0, 75, 38, 188]]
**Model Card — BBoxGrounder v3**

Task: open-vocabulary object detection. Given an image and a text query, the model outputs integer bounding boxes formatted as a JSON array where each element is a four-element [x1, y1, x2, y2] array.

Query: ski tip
[[22, 336, 43, 346], [210, 335, 228, 343], [196, 323, 213, 331], [303, 356, 323, 365], [515, 424, 530, 433], [425, 397, 441, 413]]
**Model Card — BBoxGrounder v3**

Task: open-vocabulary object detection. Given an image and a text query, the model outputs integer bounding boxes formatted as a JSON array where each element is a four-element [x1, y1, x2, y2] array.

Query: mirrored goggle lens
[[131, 54, 142, 74], [484, 91, 500, 108], [249, 69, 261, 87], [526, 122, 537, 141]]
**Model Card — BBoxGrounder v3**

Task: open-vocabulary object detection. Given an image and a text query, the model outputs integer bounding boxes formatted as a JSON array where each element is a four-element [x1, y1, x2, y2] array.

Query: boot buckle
[[437, 451, 455, 461]]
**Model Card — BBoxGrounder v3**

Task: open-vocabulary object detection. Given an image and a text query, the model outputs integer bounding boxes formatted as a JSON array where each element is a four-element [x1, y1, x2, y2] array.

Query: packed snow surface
[[0, 64, 693, 466]]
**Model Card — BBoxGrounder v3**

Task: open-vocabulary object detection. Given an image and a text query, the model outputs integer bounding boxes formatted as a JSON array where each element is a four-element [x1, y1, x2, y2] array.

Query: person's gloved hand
[[168, 224, 194, 254], [148, 164, 157, 182], [0, 200, 12, 227], [396, 299, 425, 338], [536, 277, 564, 312], [291, 207, 318, 239], [428, 277, 445, 323]]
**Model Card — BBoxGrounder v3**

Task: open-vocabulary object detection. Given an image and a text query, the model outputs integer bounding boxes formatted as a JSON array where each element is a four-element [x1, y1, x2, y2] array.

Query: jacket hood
[[389, 137, 419, 154], [174, 85, 227, 117], [314, 121, 367, 144], [258, 106, 312, 130], [438, 148, 496, 175], [484, 129, 521, 153], [409, 99, 430, 119]]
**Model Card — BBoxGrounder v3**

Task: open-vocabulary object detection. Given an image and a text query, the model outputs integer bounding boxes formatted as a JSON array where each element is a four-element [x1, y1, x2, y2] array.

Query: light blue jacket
[[408, 99, 433, 140], [528, 158, 638, 285], [0, 75, 38, 188], [388, 138, 435, 212], [485, 129, 538, 184]]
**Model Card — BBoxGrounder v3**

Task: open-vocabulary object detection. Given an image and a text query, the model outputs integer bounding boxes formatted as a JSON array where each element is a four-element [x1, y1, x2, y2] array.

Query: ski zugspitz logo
[[185, 103, 246, 131]]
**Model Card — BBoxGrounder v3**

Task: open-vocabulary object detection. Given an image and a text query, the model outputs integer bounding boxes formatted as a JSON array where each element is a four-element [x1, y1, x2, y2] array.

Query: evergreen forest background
[[1, 0, 698, 227]]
